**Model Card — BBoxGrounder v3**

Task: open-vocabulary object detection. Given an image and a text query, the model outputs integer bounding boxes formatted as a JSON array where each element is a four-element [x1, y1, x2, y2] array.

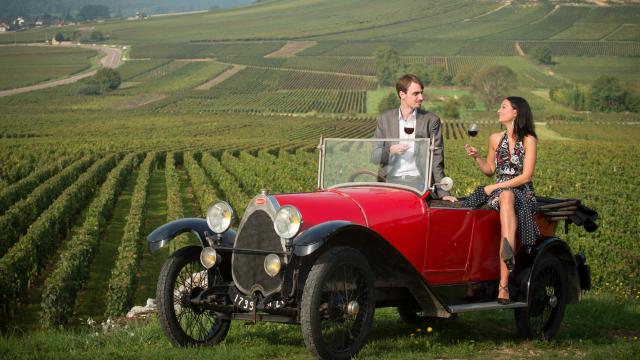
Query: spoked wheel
[[156, 246, 230, 346], [515, 254, 568, 340], [301, 247, 375, 360]]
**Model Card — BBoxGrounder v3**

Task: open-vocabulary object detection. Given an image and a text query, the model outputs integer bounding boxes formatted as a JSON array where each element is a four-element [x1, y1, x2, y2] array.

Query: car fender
[[292, 220, 451, 317], [147, 218, 235, 252], [293, 221, 364, 256], [523, 237, 581, 304]]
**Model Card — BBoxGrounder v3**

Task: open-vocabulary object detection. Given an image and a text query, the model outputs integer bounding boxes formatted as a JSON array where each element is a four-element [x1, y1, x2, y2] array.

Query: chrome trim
[[448, 301, 527, 313]]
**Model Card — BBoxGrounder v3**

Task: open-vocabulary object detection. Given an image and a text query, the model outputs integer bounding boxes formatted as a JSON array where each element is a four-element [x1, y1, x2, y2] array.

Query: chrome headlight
[[206, 201, 233, 234], [274, 205, 302, 239], [264, 254, 282, 277], [200, 247, 220, 269]]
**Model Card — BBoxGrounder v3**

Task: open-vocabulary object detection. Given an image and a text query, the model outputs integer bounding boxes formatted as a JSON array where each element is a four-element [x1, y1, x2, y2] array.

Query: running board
[[449, 301, 527, 313]]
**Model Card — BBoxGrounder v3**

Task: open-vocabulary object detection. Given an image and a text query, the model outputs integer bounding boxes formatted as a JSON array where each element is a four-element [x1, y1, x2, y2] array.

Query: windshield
[[319, 138, 433, 194]]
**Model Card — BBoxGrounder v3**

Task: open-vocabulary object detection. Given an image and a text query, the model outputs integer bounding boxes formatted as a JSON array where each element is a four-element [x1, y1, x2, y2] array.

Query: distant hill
[[0, 0, 253, 22]]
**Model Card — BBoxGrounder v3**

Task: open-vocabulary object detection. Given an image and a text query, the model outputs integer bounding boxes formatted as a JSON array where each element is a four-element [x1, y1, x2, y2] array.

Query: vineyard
[[0, 2, 638, 352]]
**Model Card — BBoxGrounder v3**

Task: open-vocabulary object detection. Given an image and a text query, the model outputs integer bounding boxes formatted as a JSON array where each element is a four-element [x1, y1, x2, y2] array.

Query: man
[[371, 74, 453, 199]]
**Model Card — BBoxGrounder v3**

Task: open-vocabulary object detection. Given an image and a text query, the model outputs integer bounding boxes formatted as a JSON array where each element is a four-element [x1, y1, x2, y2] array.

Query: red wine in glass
[[467, 123, 478, 137], [404, 127, 414, 135]]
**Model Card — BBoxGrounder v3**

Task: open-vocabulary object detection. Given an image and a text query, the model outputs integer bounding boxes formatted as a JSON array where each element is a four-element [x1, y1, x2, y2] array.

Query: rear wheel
[[515, 254, 567, 340], [300, 247, 376, 360], [156, 246, 230, 346]]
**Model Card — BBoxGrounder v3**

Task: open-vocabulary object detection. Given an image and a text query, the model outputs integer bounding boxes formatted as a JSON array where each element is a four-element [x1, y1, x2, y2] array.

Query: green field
[[0, 46, 97, 90], [0, 0, 638, 357]]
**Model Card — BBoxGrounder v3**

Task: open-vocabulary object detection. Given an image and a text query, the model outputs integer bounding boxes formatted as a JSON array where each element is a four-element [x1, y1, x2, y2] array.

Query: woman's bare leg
[[498, 190, 516, 300]]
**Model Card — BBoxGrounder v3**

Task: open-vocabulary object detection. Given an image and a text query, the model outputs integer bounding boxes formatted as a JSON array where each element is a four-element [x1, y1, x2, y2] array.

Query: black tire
[[156, 246, 230, 347], [300, 247, 376, 360], [515, 254, 568, 340]]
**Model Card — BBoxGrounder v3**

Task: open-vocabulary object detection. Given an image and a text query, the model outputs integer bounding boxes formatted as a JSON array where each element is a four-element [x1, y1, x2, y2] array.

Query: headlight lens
[[206, 201, 233, 233], [273, 205, 302, 239], [200, 247, 219, 269], [264, 254, 282, 277]]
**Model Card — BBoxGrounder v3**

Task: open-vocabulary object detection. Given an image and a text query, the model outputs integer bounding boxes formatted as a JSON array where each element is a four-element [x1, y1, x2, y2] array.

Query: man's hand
[[442, 195, 458, 202], [390, 143, 409, 155]]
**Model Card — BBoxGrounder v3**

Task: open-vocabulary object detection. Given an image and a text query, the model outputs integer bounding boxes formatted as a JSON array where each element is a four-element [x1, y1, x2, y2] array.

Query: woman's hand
[[483, 184, 495, 195], [442, 195, 458, 202], [465, 144, 480, 159]]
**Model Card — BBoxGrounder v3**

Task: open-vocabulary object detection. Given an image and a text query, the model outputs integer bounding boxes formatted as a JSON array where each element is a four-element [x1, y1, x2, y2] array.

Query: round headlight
[[264, 254, 282, 277], [206, 201, 233, 233], [200, 247, 220, 269], [274, 205, 302, 239]]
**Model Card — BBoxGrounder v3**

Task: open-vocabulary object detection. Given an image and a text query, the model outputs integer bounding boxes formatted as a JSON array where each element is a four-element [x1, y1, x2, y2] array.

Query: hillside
[[2, 0, 639, 44]]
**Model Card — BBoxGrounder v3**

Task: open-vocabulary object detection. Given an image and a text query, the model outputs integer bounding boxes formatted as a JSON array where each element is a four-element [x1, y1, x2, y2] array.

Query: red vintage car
[[148, 137, 597, 360]]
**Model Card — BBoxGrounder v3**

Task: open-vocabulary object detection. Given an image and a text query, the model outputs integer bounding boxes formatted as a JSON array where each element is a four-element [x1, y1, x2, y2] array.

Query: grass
[[552, 56, 640, 90], [0, 293, 638, 359]]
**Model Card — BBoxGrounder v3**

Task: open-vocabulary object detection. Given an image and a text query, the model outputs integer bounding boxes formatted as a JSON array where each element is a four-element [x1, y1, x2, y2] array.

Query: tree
[[427, 65, 451, 86], [54, 32, 65, 42], [373, 47, 404, 86], [531, 46, 553, 65], [549, 85, 589, 111], [378, 91, 400, 113], [95, 68, 121, 90], [589, 76, 629, 112], [459, 94, 477, 111], [89, 30, 105, 42], [471, 65, 517, 109], [442, 98, 460, 119], [77, 5, 110, 21], [453, 64, 475, 86], [406, 62, 430, 86]]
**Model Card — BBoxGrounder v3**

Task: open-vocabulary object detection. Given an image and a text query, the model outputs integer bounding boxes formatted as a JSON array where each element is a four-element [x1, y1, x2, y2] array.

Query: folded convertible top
[[536, 197, 598, 233]]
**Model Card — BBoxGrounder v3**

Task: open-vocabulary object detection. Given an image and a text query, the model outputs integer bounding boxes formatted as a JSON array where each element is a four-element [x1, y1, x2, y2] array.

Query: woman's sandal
[[497, 284, 511, 305], [501, 238, 515, 272]]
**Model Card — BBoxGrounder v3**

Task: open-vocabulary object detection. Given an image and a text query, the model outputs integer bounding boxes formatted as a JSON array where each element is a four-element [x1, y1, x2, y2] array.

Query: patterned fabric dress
[[462, 132, 540, 249]]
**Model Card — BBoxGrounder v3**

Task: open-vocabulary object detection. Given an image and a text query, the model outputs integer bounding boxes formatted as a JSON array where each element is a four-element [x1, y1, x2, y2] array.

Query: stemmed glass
[[467, 123, 478, 137]]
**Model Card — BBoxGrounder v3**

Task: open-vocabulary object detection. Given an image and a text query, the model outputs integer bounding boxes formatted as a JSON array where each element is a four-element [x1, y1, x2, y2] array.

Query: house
[[13, 17, 25, 26], [0, 22, 8, 32]]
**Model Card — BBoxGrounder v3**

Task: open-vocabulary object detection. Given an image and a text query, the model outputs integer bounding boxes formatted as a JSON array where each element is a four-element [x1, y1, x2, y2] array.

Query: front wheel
[[300, 247, 376, 360], [156, 246, 230, 346], [515, 254, 568, 340]]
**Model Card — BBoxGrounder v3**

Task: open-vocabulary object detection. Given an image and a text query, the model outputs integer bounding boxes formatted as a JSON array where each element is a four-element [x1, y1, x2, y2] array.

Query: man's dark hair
[[396, 74, 424, 97]]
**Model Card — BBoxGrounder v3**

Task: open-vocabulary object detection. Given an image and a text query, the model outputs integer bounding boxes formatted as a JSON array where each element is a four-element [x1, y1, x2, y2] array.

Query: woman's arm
[[484, 135, 537, 195], [466, 133, 499, 176]]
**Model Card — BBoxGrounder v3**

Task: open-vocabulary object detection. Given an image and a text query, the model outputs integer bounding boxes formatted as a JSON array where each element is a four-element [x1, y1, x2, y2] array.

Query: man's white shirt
[[390, 108, 420, 177]]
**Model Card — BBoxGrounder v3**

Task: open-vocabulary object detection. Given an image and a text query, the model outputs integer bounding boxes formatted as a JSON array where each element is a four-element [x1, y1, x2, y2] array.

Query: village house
[[0, 22, 9, 32]]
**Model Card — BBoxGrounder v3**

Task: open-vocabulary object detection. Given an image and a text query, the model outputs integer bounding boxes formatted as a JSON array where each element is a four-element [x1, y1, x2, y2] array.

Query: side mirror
[[434, 177, 453, 192]]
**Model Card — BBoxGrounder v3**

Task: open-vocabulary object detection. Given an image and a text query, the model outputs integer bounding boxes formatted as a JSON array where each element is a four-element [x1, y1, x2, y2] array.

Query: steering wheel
[[347, 169, 386, 182]]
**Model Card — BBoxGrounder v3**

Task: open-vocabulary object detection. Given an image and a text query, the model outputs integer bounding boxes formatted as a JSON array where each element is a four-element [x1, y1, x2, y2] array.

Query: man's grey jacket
[[371, 108, 449, 197]]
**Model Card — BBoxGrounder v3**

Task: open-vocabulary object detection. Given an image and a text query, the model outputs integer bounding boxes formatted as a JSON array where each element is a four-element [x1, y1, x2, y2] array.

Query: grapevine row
[[165, 152, 189, 251], [104, 152, 157, 317], [0, 154, 118, 324], [0, 155, 95, 257], [200, 152, 250, 218], [40, 153, 138, 326], [0, 155, 75, 215], [183, 152, 218, 216]]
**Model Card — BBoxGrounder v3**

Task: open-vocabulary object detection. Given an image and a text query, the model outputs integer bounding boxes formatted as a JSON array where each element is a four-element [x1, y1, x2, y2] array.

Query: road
[[0, 44, 122, 98]]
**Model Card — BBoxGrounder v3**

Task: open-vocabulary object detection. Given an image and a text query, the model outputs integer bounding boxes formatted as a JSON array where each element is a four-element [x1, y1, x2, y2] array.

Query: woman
[[464, 96, 539, 305]]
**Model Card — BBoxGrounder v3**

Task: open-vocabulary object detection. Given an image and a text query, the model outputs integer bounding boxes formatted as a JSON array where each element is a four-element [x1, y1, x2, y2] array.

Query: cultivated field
[[0, 0, 638, 357]]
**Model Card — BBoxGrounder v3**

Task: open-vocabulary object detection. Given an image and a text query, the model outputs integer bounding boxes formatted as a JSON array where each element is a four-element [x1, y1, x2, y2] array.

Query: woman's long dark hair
[[505, 96, 537, 140]]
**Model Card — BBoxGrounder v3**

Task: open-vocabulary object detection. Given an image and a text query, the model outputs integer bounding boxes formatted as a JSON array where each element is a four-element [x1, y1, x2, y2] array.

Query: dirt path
[[264, 41, 317, 58], [195, 64, 246, 90], [465, 1, 512, 21], [0, 44, 122, 98]]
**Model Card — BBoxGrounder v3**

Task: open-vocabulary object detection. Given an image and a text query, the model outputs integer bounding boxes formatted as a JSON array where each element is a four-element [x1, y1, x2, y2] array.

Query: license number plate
[[232, 292, 285, 311], [233, 293, 255, 311]]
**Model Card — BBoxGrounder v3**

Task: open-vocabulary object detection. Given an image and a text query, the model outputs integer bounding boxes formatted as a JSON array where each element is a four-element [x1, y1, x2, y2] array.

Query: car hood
[[271, 186, 425, 232]]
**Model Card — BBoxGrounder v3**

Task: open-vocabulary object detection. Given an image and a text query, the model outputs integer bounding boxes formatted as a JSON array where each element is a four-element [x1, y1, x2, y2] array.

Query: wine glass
[[467, 123, 478, 137], [403, 126, 414, 135]]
